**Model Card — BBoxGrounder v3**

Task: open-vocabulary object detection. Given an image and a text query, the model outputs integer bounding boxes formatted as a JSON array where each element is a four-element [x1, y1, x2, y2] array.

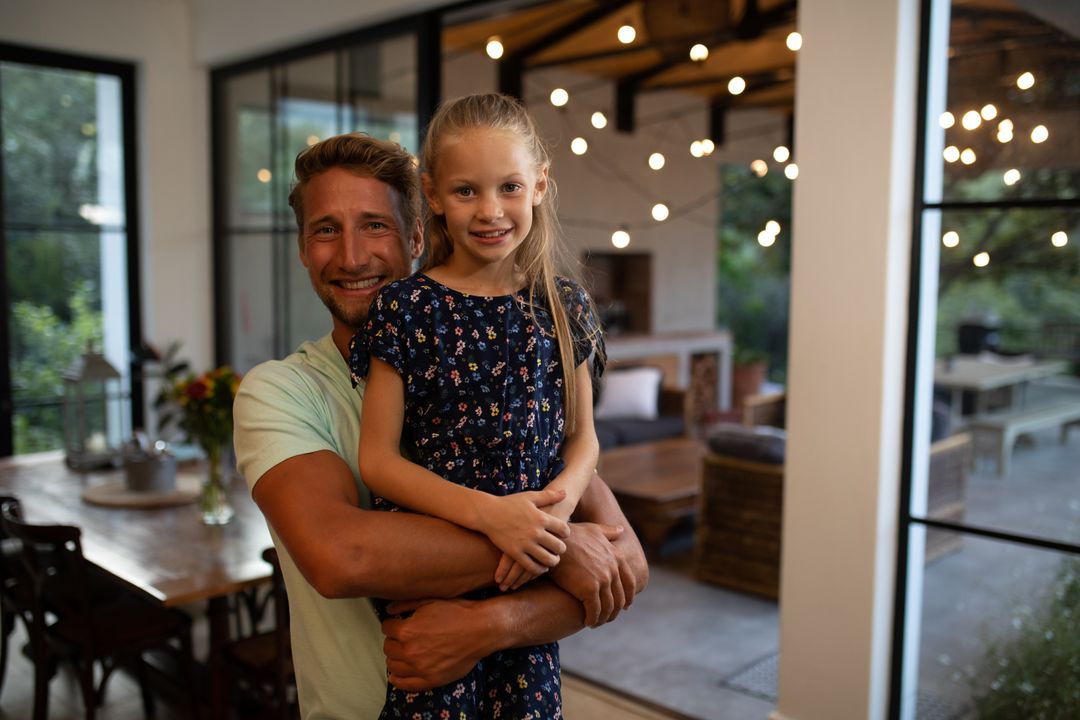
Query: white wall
[[775, 0, 918, 717], [192, 0, 441, 66], [444, 50, 788, 334], [1, 0, 213, 379]]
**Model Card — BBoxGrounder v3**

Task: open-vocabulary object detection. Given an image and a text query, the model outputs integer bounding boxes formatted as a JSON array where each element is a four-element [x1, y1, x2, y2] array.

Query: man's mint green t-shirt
[[234, 334, 385, 719]]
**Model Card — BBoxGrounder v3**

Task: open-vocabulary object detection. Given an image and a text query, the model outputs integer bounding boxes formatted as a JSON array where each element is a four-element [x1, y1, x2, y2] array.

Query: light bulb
[[998, 118, 1013, 133], [570, 137, 588, 155], [617, 25, 636, 44], [750, 159, 768, 177], [1017, 71, 1035, 90], [1002, 169, 1021, 186], [306, 135, 320, 146], [690, 141, 704, 158], [591, 111, 607, 129], [773, 145, 790, 163], [939, 112, 955, 129], [1031, 125, 1048, 143], [648, 152, 665, 170], [943, 146, 960, 163], [942, 231, 959, 248], [612, 229, 631, 248], [728, 76, 746, 95], [784, 163, 799, 179], [257, 168, 272, 183], [960, 148, 976, 165], [997, 130, 1013, 144], [961, 110, 982, 130], [485, 36, 504, 60], [758, 230, 776, 247], [690, 44, 709, 61], [550, 88, 569, 107], [786, 32, 802, 51], [980, 104, 998, 121], [973, 251, 990, 268], [1051, 231, 1068, 247], [651, 203, 669, 221], [765, 220, 781, 235], [701, 139, 715, 155]]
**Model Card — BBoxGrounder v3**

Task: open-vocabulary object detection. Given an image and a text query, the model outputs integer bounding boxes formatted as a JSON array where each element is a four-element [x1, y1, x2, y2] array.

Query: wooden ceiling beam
[[498, 0, 634, 99]]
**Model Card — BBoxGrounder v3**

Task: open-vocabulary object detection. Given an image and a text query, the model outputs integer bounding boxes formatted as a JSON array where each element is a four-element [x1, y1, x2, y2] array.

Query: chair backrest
[[0, 501, 95, 648], [741, 391, 786, 429]]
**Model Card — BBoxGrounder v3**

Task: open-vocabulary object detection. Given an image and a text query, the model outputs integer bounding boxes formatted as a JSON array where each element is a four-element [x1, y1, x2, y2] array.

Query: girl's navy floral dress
[[348, 272, 603, 720]]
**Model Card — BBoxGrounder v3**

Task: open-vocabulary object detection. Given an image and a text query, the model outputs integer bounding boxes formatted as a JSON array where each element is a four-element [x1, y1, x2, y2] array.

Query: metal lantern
[[62, 348, 126, 470]]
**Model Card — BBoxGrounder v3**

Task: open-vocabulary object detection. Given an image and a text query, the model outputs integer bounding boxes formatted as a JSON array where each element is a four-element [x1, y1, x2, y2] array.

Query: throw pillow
[[706, 422, 787, 464], [594, 366, 663, 420]]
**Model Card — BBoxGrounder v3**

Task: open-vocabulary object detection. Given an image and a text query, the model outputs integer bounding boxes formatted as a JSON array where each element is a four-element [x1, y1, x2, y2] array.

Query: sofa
[[694, 392, 970, 599], [593, 365, 690, 450]]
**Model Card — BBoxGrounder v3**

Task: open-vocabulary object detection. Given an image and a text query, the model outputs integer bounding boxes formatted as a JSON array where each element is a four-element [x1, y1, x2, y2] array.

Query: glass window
[[899, 1, 1079, 716], [1, 47, 138, 456], [215, 32, 420, 371]]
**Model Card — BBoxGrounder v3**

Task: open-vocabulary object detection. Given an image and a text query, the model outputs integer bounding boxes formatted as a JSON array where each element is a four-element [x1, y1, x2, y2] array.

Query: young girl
[[350, 93, 604, 718]]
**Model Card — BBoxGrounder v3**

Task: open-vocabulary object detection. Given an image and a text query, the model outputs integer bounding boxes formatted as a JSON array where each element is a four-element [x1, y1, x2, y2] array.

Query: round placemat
[[82, 472, 202, 509]]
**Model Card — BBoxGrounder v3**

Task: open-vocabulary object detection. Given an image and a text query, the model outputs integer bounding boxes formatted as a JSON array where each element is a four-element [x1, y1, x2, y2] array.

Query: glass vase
[[200, 442, 235, 525]]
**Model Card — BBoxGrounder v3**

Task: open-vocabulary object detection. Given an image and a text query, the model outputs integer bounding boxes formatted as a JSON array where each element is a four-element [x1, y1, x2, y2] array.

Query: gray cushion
[[707, 423, 786, 464]]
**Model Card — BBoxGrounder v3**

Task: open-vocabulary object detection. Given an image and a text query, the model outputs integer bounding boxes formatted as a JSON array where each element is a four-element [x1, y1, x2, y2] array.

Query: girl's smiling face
[[423, 128, 548, 280]]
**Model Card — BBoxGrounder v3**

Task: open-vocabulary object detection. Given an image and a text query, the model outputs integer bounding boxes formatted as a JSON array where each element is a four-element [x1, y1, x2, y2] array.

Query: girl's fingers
[[526, 487, 566, 507], [500, 562, 527, 592], [537, 531, 567, 557], [541, 514, 570, 539], [495, 553, 514, 585]]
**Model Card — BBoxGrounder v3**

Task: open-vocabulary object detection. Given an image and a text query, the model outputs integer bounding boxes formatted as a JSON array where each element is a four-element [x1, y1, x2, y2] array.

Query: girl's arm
[[545, 360, 600, 521], [358, 357, 570, 575], [496, 361, 599, 590]]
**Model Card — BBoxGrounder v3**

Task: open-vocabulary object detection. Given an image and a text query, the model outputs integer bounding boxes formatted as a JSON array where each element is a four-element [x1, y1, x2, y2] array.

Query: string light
[[973, 251, 990, 268], [1003, 168, 1021, 185], [939, 112, 955, 129], [943, 146, 960, 163], [786, 32, 802, 51], [550, 88, 569, 107], [750, 159, 768, 177], [998, 119, 1013, 133], [960, 148, 976, 165], [651, 203, 670, 221], [1016, 71, 1035, 90], [612, 228, 631, 248], [700, 139, 715, 156], [773, 145, 790, 163], [1051, 231, 1068, 247], [961, 110, 981, 130], [617, 25, 636, 44], [980, 104, 998, 121], [648, 152, 666, 170], [570, 137, 588, 155], [1031, 125, 1048, 143], [485, 36, 504, 60], [757, 230, 776, 247], [306, 135, 320, 146], [942, 230, 959, 247], [765, 220, 781, 235], [784, 163, 799, 179], [591, 111, 608, 129], [689, 44, 709, 62], [257, 169, 272, 183], [728, 76, 746, 95], [690, 141, 704, 158], [997, 125, 1013, 143]]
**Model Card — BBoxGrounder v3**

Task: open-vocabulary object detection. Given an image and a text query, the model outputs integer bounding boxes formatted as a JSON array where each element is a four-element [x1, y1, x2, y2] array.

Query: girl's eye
[[454, 187, 474, 197], [502, 183, 522, 193]]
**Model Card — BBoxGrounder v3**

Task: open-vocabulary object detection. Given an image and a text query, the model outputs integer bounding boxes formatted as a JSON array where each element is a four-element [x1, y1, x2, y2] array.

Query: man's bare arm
[[253, 449, 501, 600]]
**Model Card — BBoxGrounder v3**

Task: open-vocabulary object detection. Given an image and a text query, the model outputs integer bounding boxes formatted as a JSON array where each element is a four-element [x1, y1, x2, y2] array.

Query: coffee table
[[598, 437, 706, 553]]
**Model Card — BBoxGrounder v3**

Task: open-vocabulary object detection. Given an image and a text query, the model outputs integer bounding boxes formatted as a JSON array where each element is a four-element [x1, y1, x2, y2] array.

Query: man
[[234, 133, 648, 719]]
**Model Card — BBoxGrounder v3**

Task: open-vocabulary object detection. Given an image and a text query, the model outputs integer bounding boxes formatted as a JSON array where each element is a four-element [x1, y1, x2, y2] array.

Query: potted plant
[[732, 346, 769, 410]]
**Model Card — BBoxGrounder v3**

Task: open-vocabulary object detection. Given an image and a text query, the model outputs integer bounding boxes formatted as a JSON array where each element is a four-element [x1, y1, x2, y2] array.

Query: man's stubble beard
[[313, 281, 369, 334]]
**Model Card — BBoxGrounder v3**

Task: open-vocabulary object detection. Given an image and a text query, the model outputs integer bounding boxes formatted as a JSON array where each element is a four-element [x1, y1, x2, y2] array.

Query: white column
[[773, 0, 920, 718]]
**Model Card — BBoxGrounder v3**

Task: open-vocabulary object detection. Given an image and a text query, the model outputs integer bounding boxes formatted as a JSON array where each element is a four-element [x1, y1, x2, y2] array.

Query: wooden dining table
[[934, 354, 1066, 417], [0, 450, 273, 716]]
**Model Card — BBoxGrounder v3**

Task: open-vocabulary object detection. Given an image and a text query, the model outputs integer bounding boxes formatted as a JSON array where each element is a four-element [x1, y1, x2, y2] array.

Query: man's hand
[[381, 598, 493, 691], [548, 522, 638, 627]]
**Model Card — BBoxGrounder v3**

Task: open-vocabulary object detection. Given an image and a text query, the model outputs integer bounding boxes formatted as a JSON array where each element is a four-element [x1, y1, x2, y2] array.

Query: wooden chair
[[0, 499, 199, 720], [223, 547, 296, 719], [0, 494, 34, 700]]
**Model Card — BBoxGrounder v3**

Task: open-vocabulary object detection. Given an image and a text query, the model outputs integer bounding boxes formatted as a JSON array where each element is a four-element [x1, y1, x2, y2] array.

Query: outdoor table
[[933, 354, 1066, 418]]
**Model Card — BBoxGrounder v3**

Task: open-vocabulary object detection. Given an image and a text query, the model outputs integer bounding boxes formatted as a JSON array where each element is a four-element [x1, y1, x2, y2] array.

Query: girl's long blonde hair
[[420, 93, 602, 432]]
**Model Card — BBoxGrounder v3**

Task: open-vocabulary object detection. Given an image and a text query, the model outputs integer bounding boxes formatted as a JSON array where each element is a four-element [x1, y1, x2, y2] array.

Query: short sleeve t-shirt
[[233, 333, 386, 719]]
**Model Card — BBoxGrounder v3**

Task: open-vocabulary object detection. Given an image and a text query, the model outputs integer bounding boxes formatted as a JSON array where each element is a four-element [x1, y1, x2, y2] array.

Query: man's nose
[[340, 230, 373, 268]]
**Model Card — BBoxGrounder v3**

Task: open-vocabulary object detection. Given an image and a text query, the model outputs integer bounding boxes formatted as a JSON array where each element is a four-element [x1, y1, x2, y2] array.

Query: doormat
[[719, 652, 971, 720]]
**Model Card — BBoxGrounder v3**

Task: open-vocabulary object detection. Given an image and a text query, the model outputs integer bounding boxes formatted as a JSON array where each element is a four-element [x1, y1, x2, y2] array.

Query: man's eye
[[315, 226, 337, 236], [367, 222, 387, 231]]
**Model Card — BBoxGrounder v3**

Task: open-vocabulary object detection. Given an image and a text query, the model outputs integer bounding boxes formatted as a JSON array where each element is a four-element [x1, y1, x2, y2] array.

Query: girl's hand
[[480, 488, 570, 580], [494, 554, 543, 592]]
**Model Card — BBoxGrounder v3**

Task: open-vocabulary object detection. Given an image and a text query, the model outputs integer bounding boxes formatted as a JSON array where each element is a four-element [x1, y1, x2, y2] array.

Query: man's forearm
[[573, 473, 649, 592]]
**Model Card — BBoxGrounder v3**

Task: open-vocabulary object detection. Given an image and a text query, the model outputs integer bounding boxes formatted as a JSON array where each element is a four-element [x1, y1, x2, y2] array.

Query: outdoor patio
[[561, 382, 1080, 719]]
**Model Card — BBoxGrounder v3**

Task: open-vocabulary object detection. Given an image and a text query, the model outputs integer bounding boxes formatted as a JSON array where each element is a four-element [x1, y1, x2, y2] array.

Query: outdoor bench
[[968, 400, 1080, 475]]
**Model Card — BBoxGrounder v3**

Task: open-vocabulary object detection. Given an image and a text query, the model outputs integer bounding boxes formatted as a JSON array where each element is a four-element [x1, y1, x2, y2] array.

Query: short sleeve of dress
[[347, 283, 408, 387], [557, 277, 606, 378]]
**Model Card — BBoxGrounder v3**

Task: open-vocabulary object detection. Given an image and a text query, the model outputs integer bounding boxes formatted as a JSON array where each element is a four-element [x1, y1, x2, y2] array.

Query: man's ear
[[409, 218, 424, 260], [533, 165, 549, 207], [421, 173, 443, 214]]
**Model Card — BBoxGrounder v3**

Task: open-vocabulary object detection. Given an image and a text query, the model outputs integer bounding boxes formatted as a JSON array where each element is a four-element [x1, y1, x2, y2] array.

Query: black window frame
[[0, 41, 143, 457]]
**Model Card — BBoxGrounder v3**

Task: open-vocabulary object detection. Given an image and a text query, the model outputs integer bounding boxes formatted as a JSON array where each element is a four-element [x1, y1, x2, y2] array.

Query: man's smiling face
[[298, 167, 422, 351]]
